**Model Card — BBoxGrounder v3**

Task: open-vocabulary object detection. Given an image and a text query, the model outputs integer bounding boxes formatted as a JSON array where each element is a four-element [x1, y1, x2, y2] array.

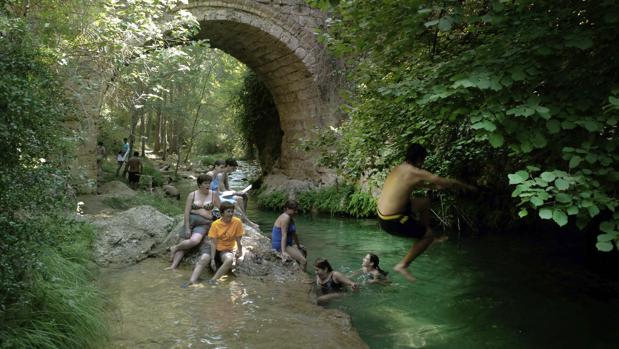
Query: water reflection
[[100, 259, 367, 348]]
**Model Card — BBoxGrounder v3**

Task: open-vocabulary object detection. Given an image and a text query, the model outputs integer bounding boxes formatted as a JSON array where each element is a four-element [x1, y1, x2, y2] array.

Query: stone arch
[[181, 0, 343, 182]]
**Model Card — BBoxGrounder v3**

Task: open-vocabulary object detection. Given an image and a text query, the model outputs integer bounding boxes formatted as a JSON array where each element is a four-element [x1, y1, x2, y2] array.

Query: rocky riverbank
[[81, 182, 368, 348]]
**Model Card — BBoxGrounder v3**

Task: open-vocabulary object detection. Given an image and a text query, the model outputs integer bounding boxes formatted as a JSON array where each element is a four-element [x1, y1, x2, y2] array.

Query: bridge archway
[[182, 0, 342, 181]]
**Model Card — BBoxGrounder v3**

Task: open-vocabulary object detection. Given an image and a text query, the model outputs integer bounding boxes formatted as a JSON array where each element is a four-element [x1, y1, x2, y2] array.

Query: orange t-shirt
[[208, 217, 244, 251]]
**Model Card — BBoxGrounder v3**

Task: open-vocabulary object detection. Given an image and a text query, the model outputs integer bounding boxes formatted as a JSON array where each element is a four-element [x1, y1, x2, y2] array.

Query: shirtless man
[[377, 143, 475, 282], [126, 151, 143, 189]]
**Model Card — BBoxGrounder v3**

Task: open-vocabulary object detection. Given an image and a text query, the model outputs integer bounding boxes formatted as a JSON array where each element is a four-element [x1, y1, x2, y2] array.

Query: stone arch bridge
[[72, 0, 343, 193]]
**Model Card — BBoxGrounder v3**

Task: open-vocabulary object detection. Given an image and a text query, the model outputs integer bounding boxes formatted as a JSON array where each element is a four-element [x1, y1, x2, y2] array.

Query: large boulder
[[97, 180, 136, 199], [90, 205, 175, 266]]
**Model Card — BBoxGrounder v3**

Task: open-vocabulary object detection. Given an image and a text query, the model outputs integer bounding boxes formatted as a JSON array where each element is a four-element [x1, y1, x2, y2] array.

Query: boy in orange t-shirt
[[206, 201, 244, 283]]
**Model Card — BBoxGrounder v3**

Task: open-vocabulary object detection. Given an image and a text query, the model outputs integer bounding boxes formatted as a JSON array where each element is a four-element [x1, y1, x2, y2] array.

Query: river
[[101, 161, 619, 348]]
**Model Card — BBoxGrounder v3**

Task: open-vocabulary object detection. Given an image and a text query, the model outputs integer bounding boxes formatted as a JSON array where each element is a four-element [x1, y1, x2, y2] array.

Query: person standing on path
[[115, 138, 130, 177], [96, 141, 106, 178], [377, 143, 475, 282], [126, 151, 143, 189]]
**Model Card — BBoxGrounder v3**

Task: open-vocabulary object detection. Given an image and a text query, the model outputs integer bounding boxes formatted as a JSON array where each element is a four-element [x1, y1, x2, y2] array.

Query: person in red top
[[189, 201, 244, 285]]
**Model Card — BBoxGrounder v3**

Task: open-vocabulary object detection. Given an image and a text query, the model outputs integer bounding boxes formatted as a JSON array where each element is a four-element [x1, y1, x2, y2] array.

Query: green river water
[[101, 162, 619, 348]]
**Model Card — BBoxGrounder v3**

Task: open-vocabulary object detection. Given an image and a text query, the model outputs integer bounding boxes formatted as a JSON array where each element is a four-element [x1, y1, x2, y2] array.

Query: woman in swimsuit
[[314, 258, 358, 305], [167, 174, 220, 270], [272, 200, 306, 270]]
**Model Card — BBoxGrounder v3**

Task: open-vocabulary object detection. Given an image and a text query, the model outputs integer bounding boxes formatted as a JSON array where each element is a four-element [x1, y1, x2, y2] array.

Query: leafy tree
[[310, 0, 619, 250]]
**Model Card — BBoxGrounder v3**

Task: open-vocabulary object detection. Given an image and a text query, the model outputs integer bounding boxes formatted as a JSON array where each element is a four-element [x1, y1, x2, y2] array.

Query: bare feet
[[394, 263, 417, 283]]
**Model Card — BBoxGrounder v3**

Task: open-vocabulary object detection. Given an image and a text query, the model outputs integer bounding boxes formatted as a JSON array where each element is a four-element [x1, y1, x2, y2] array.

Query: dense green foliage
[[257, 185, 376, 218], [233, 71, 281, 172], [311, 0, 619, 250]]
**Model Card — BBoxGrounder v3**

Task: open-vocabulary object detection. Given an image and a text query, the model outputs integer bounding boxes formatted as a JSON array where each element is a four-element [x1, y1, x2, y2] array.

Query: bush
[[256, 185, 377, 218], [256, 190, 288, 211], [0, 212, 109, 349]]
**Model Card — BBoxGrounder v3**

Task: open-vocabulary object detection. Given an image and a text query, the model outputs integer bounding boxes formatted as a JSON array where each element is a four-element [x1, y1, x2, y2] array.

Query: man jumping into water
[[377, 143, 475, 282]]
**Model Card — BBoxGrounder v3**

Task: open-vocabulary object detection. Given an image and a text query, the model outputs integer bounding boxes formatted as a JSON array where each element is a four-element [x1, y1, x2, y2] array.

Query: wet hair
[[284, 199, 298, 210], [133, 151, 139, 156], [405, 143, 427, 165], [314, 258, 333, 272], [214, 159, 225, 167], [225, 158, 238, 167], [368, 253, 388, 276], [123, 138, 128, 142], [97, 141, 103, 146], [220, 201, 235, 213], [197, 174, 213, 186]]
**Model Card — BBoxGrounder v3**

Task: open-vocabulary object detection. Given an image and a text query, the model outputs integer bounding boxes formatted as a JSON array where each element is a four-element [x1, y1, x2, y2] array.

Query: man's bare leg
[[395, 197, 434, 282], [394, 233, 434, 282]]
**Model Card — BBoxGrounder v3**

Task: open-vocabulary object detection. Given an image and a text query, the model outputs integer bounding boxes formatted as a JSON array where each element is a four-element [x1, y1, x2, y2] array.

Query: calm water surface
[[247, 207, 619, 349], [101, 162, 619, 348]]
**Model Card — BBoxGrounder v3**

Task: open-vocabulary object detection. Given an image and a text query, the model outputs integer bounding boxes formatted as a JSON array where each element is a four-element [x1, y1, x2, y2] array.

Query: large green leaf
[[539, 208, 553, 220], [555, 178, 569, 190], [508, 170, 529, 184], [556, 193, 572, 203], [488, 132, 504, 147], [596, 241, 614, 252], [540, 172, 556, 182], [546, 119, 561, 133], [567, 206, 579, 215], [600, 221, 616, 234], [553, 209, 568, 226], [597, 233, 618, 242], [568, 156, 582, 169]]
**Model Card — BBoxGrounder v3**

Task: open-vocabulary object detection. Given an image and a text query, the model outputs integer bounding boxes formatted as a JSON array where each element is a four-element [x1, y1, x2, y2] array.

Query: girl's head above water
[[363, 253, 388, 276], [314, 258, 333, 273]]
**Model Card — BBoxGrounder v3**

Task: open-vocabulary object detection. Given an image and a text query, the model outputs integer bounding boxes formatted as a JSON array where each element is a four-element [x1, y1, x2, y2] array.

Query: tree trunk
[[154, 102, 162, 153], [140, 111, 145, 157], [184, 67, 212, 163], [145, 110, 152, 151]]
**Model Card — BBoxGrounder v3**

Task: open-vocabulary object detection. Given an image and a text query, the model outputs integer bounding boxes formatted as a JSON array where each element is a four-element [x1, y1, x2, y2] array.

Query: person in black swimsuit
[[314, 258, 358, 305]]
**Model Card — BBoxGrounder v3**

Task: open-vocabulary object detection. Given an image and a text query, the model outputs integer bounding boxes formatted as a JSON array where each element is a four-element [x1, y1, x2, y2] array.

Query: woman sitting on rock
[[272, 199, 306, 270], [167, 174, 220, 270], [314, 258, 358, 305]]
